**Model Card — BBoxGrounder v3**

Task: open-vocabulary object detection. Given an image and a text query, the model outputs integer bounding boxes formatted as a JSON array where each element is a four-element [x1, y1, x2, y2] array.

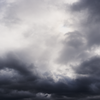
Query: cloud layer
[[0, 0, 100, 100]]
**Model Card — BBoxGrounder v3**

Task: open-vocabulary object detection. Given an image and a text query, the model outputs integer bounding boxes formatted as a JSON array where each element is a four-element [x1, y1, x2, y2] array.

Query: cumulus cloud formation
[[0, 0, 100, 100]]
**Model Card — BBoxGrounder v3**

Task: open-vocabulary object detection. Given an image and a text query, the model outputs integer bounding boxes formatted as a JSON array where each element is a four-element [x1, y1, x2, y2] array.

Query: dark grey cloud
[[76, 57, 100, 76], [74, 56, 100, 99], [71, 0, 100, 47], [57, 0, 100, 64], [0, 53, 100, 100], [1, 0, 100, 100], [72, 0, 100, 16], [54, 1, 100, 99]]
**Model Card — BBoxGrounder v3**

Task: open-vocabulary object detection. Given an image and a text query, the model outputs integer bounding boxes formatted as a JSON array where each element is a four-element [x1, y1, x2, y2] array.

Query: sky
[[0, 0, 100, 100]]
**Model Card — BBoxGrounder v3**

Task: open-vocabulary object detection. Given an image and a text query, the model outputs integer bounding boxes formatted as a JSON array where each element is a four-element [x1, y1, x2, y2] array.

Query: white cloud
[[0, 0, 80, 79]]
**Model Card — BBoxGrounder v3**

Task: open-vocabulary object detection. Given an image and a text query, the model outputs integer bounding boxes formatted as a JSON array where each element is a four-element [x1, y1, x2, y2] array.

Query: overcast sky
[[0, 0, 100, 100]]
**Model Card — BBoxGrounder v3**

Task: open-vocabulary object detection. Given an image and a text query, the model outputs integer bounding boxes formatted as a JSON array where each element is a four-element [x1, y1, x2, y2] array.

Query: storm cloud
[[0, 0, 100, 100], [1, 54, 100, 100]]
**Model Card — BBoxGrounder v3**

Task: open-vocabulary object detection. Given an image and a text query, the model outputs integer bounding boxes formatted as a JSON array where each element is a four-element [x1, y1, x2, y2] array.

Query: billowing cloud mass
[[0, 0, 100, 100]]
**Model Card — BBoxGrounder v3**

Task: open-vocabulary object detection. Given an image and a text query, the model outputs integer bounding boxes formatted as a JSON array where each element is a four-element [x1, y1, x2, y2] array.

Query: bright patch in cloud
[[64, 0, 80, 4]]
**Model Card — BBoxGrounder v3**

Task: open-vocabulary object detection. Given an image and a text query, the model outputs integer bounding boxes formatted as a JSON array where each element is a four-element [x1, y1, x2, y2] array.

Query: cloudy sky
[[1, 0, 100, 100]]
